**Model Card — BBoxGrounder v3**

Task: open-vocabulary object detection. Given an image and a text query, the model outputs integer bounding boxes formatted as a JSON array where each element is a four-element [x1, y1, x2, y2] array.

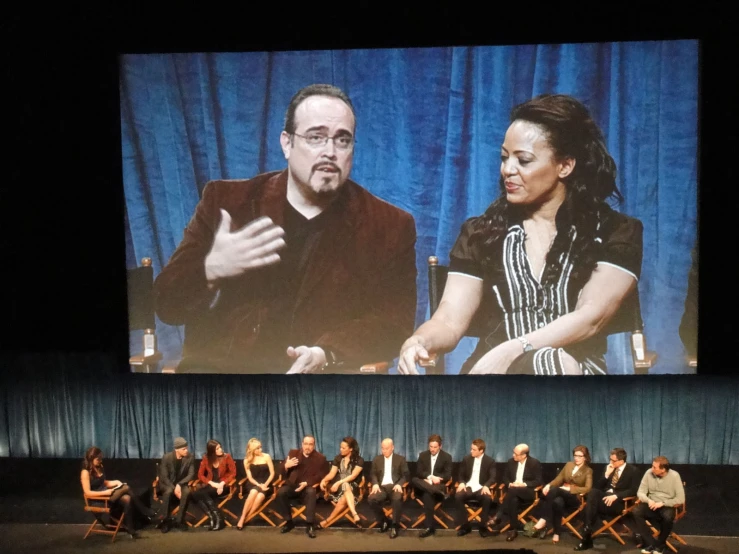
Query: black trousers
[[454, 488, 493, 528], [275, 484, 318, 524], [107, 484, 153, 530], [411, 477, 446, 527], [582, 489, 627, 529], [191, 484, 230, 508], [157, 483, 192, 523], [536, 487, 580, 534], [496, 486, 536, 529], [368, 484, 404, 525], [632, 503, 676, 549]]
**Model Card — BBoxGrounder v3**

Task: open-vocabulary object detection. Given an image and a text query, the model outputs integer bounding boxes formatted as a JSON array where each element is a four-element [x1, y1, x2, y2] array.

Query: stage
[[0, 524, 737, 553]]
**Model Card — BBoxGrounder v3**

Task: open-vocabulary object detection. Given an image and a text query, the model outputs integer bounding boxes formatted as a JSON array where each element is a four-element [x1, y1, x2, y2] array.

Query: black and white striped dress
[[449, 208, 642, 375]]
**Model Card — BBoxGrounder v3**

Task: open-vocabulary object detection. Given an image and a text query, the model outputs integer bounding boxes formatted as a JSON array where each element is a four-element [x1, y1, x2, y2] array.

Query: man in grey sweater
[[632, 456, 685, 554]]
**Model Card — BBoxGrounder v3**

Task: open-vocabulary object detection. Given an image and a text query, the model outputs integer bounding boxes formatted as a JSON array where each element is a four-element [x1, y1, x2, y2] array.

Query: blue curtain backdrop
[[121, 41, 699, 374], [2, 353, 737, 464]]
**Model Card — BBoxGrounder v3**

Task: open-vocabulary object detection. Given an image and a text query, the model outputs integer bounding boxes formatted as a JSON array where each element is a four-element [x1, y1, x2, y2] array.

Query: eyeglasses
[[293, 132, 355, 151]]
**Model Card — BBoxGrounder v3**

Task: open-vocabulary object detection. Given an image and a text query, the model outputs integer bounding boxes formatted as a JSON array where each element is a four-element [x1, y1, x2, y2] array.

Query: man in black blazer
[[490, 443, 543, 541], [157, 437, 197, 531], [575, 447, 640, 551], [368, 438, 410, 539], [454, 438, 497, 537], [411, 434, 453, 538]]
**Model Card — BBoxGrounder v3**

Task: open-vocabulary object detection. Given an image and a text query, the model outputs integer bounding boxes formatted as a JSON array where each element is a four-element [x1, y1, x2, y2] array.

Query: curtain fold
[[2, 353, 737, 464]]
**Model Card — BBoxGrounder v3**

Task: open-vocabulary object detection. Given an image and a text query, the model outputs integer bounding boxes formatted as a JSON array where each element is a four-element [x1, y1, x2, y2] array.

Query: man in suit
[[275, 435, 327, 538], [575, 447, 640, 551], [153, 83, 417, 374], [368, 438, 410, 539], [490, 443, 543, 541], [157, 437, 197, 532], [411, 434, 453, 538], [454, 438, 497, 537]]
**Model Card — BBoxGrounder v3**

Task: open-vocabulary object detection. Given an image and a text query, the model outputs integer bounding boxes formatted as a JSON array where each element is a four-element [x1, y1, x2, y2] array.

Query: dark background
[[1, 11, 736, 375]]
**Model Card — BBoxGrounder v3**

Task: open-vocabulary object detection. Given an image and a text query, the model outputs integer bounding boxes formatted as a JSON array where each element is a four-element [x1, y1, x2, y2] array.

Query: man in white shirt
[[575, 447, 640, 551], [490, 443, 542, 541], [411, 434, 453, 537], [368, 438, 410, 538], [454, 439, 497, 537]]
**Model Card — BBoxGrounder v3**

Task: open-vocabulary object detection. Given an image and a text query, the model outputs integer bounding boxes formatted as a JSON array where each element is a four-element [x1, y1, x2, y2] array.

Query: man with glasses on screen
[[153, 84, 417, 374]]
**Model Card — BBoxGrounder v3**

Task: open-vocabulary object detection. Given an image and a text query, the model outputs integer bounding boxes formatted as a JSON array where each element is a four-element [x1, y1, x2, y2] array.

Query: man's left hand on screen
[[286, 346, 327, 374]]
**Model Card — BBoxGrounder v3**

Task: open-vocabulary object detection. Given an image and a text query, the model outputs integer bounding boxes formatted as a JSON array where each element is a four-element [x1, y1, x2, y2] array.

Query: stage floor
[[0, 524, 737, 554]]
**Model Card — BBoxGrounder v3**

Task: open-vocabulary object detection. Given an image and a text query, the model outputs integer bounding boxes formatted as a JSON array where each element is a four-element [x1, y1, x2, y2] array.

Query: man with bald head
[[490, 443, 542, 542], [368, 438, 410, 538], [154, 83, 417, 374]]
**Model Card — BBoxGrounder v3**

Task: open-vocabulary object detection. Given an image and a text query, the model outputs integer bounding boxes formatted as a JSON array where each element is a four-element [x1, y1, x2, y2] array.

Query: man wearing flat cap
[[157, 437, 197, 531]]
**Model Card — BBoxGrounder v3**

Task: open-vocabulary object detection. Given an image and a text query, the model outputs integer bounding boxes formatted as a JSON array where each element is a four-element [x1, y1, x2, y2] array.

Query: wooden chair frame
[[591, 496, 637, 545], [83, 494, 126, 542], [151, 473, 198, 527], [498, 484, 543, 533], [643, 491, 688, 553], [452, 481, 498, 531], [237, 475, 282, 527], [365, 482, 411, 529], [317, 476, 368, 528], [191, 477, 239, 528], [410, 478, 454, 529]]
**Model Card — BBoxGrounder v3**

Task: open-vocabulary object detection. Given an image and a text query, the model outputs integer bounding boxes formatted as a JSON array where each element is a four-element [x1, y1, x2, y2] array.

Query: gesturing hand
[[204, 210, 286, 282], [397, 337, 429, 375], [285, 346, 326, 374]]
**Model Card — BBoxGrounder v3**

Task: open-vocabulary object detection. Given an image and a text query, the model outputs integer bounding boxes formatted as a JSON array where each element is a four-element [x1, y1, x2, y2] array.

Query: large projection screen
[[122, 40, 698, 375]]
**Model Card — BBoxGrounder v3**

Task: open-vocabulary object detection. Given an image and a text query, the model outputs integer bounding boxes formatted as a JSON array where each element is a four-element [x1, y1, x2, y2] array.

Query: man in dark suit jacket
[[157, 437, 197, 531], [411, 434, 453, 537], [454, 438, 497, 537], [368, 438, 410, 538], [490, 443, 543, 541], [275, 435, 327, 538], [575, 447, 640, 551], [153, 84, 417, 375]]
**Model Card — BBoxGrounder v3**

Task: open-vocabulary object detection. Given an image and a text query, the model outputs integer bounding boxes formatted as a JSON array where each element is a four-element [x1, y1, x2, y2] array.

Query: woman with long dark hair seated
[[80, 446, 156, 539], [530, 444, 593, 543], [191, 439, 236, 531], [318, 436, 364, 528], [236, 437, 275, 530], [398, 93, 643, 376]]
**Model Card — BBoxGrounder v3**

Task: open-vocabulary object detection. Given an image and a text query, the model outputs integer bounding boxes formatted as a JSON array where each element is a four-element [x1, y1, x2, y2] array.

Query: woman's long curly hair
[[469, 94, 622, 286], [245, 438, 262, 468], [341, 436, 361, 470]]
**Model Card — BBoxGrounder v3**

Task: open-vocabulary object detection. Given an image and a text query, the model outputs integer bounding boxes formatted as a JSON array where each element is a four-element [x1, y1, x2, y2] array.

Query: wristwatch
[[517, 336, 534, 353]]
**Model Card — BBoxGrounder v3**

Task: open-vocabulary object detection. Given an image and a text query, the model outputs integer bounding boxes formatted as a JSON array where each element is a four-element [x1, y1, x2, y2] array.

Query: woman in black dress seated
[[318, 436, 364, 528], [80, 446, 156, 539], [236, 438, 275, 530], [399, 94, 643, 376]]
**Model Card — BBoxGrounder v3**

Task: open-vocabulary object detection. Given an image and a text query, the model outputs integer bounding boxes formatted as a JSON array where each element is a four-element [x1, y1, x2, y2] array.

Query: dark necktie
[[610, 467, 620, 488]]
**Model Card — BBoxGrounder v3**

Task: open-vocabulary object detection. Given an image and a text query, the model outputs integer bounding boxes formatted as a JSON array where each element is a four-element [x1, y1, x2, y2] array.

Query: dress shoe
[[306, 524, 316, 538], [634, 533, 645, 548], [159, 520, 170, 534], [505, 529, 518, 542], [456, 524, 471, 537], [281, 520, 295, 534], [419, 527, 435, 538], [389, 525, 399, 539], [378, 519, 390, 533], [478, 526, 490, 538], [574, 536, 594, 551]]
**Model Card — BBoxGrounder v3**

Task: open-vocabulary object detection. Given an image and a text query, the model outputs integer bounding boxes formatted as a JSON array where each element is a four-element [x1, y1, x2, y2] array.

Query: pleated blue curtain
[[2, 353, 737, 464], [121, 41, 699, 375]]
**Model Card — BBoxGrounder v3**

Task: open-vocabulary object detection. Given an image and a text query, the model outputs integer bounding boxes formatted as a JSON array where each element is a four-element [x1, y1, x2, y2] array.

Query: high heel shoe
[[236, 523, 244, 531]]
